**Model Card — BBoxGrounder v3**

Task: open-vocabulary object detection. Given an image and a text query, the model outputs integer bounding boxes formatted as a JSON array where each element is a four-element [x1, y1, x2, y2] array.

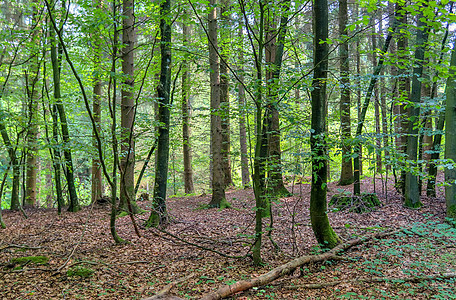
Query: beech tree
[[309, 0, 339, 248]]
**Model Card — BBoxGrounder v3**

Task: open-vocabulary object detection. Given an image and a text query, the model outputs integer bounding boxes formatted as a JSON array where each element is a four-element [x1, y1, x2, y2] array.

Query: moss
[[67, 266, 95, 278], [329, 193, 381, 213], [447, 204, 456, 219], [11, 256, 49, 265], [208, 198, 231, 209]]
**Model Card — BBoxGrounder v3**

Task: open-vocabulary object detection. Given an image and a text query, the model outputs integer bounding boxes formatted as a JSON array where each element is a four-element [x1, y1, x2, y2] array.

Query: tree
[[445, 43, 456, 218], [120, 0, 140, 213], [207, 0, 228, 208], [237, 22, 250, 189], [309, 0, 339, 248], [91, 0, 103, 204], [404, 4, 429, 208], [220, 0, 233, 188], [181, 12, 195, 195], [24, 0, 41, 207], [147, 0, 172, 226], [337, 0, 353, 186]]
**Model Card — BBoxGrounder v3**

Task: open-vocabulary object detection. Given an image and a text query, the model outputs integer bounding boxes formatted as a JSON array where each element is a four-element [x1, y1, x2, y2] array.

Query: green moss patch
[[67, 266, 95, 278], [8, 256, 49, 270], [330, 193, 381, 213]]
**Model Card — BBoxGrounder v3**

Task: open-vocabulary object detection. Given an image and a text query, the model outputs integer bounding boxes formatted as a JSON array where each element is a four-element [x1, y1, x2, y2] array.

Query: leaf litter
[[0, 177, 455, 299]]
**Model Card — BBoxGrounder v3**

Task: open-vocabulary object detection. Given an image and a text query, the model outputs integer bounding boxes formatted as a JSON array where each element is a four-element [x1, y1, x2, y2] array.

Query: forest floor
[[1, 177, 456, 300]]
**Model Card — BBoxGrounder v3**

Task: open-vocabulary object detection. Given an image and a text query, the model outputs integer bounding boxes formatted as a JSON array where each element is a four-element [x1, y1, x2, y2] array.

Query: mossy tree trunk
[[147, 0, 172, 226], [445, 44, 456, 218], [310, 0, 339, 249]]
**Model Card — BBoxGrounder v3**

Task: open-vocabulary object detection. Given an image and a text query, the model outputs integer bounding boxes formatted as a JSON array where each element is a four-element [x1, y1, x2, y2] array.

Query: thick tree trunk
[[445, 45, 456, 218], [147, 0, 172, 226], [338, 0, 353, 186], [310, 0, 339, 248], [207, 0, 227, 208], [181, 18, 195, 195], [120, 0, 139, 213], [404, 7, 428, 208]]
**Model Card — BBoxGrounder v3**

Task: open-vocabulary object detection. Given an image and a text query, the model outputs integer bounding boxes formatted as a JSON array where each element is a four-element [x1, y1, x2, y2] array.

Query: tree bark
[[445, 44, 456, 218], [147, 0, 172, 226], [91, 0, 103, 204], [237, 23, 250, 189], [207, 0, 228, 208], [310, 0, 339, 248], [404, 5, 429, 208], [181, 14, 195, 195], [120, 0, 139, 213], [338, 0, 353, 186]]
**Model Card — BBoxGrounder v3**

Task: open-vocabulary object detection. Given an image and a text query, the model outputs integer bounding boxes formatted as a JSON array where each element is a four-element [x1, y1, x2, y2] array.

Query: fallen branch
[[0, 244, 43, 252], [287, 273, 456, 289], [142, 272, 195, 300], [199, 229, 400, 300]]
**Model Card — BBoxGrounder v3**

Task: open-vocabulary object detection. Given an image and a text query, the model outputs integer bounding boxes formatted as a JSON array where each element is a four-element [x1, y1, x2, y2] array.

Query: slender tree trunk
[[310, 0, 339, 248], [207, 0, 228, 208], [219, 0, 233, 188], [237, 23, 250, 189], [120, 0, 139, 213], [404, 6, 428, 208], [25, 1, 40, 207], [147, 0, 172, 226], [370, 18, 382, 172], [445, 43, 456, 218], [91, 0, 103, 203], [181, 14, 195, 194], [0, 122, 20, 210], [353, 6, 398, 195], [50, 24, 64, 213], [338, 0, 353, 186]]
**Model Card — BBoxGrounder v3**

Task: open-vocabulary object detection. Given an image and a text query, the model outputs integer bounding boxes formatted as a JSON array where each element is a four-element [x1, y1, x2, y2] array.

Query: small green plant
[[67, 266, 95, 278]]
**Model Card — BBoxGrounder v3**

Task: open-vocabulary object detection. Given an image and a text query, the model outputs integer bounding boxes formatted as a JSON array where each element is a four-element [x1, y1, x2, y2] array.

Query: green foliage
[[67, 266, 95, 278]]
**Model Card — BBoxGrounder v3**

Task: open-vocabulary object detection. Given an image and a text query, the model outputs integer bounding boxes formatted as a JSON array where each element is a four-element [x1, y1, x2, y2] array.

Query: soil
[[1, 177, 455, 299]]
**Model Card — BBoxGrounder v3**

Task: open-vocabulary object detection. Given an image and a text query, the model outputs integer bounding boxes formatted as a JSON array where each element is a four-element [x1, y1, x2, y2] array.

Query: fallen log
[[141, 230, 399, 300], [200, 230, 399, 300]]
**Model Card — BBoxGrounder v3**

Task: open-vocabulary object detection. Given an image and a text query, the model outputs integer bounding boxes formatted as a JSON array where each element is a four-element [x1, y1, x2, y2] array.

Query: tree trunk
[[181, 15, 195, 195], [404, 6, 428, 208], [120, 0, 139, 213], [147, 0, 172, 226], [310, 0, 339, 248], [237, 23, 250, 189], [338, 0, 353, 186], [25, 2, 40, 207], [207, 0, 228, 208], [445, 44, 456, 218], [91, 0, 103, 204], [264, 0, 292, 197], [220, 0, 233, 188]]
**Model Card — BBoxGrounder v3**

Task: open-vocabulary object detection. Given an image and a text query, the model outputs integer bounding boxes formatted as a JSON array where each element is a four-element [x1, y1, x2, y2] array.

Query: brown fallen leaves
[[0, 177, 455, 299]]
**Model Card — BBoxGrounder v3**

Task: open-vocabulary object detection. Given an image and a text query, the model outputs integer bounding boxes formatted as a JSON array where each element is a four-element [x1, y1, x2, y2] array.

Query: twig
[[0, 244, 43, 251]]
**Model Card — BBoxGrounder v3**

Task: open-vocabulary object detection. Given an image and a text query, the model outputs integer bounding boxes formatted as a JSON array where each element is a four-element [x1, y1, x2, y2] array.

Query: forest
[[0, 0, 456, 298]]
